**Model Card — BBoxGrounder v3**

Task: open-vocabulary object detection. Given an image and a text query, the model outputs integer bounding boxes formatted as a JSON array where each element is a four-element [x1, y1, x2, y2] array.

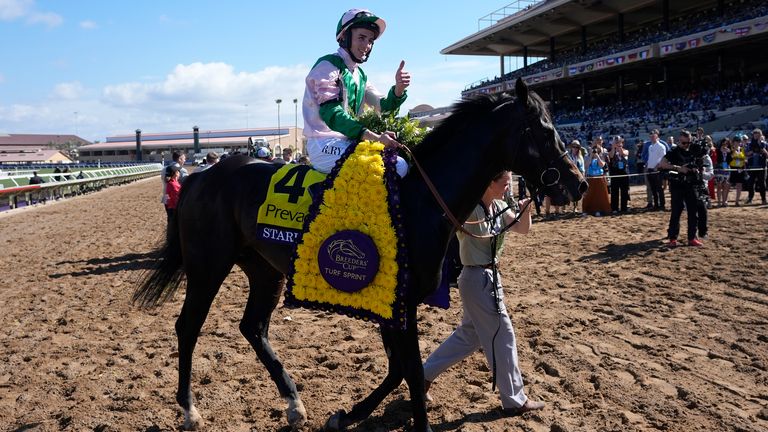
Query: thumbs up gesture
[[394, 60, 410, 97]]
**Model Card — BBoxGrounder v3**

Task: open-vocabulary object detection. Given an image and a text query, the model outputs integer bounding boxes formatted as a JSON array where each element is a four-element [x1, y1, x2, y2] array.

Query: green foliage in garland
[[357, 108, 428, 149]]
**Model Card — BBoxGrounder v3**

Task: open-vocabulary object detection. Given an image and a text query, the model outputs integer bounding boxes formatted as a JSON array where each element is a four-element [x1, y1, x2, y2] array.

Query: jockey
[[303, 8, 410, 177]]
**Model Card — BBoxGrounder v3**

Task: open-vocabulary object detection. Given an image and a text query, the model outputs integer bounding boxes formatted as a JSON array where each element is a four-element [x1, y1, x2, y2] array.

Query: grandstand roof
[[442, 0, 717, 57], [0, 149, 72, 163], [0, 133, 91, 147]]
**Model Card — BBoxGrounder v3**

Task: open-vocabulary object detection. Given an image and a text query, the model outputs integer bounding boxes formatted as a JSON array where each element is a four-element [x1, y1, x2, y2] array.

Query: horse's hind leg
[[175, 259, 233, 430], [238, 252, 307, 428]]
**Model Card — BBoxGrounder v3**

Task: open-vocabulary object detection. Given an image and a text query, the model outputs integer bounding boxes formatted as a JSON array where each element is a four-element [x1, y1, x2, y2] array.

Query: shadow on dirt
[[337, 397, 503, 432], [578, 239, 666, 264], [49, 251, 160, 278]]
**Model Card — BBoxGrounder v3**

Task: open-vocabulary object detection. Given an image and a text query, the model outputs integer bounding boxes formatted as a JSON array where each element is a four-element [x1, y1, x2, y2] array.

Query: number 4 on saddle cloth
[[258, 141, 410, 329]]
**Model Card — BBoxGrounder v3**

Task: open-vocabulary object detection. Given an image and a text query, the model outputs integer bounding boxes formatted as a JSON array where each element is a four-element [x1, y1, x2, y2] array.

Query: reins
[[397, 142, 567, 239]]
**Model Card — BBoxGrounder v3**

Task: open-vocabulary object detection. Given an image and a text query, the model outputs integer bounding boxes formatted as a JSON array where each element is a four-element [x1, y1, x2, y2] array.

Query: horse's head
[[495, 78, 587, 206]]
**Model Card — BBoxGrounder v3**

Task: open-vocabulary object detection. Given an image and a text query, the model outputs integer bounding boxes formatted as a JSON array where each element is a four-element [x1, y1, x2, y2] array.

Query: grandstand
[[77, 127, 303, 163], [442, 0, 768, 148]]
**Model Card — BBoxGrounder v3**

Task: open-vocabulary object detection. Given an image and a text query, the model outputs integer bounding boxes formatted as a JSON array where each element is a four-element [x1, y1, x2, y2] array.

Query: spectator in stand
[[727, 135, 747, 206], [608, 135, 630, 213], [567, 140, 585, 214], [645, 130, 668, 210], [164, 165, 182, 225], [582, 139, 611, 216], [714, 138, 732, 207], [28, 171, 45, 185], [745, 128, 767, 204]]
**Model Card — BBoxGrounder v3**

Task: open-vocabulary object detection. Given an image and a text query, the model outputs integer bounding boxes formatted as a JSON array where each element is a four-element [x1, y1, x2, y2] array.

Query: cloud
[[0, 0, 31, 20], [0, 0, 61, 27], [103, 62, 308, 111], [79, 20, 97, 29], [53, 81, 84, 100]]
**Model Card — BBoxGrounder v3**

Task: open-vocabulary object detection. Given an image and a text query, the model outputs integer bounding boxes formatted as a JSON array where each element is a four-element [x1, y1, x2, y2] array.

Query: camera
[[687, 137, 709, 158]]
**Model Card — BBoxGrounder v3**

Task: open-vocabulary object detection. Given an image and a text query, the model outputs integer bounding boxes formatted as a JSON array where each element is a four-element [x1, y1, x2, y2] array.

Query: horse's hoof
[[324, 409, 347, 431], [286, 398, 307, 429], [182, 405, 202, 430]]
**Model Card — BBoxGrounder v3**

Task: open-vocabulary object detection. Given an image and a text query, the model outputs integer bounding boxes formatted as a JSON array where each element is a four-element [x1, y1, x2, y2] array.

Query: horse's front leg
[[325, 324, 432, 432], [397, 323, 432, 432]]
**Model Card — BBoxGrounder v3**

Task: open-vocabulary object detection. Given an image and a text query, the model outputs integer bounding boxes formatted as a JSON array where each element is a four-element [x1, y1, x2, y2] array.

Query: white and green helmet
[[335, 9, 386, 42]]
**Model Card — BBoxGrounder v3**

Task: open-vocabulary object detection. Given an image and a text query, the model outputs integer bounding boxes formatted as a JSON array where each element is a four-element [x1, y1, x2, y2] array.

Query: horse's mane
[[412, 90, 551, 158]]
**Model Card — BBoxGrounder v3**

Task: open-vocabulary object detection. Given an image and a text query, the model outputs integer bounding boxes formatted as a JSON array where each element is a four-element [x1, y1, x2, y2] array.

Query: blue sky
[[0, 1, 526, 142]]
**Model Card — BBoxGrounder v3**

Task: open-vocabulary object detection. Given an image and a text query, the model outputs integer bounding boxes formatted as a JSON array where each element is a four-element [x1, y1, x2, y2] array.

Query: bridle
[[398, 119, 570, 239]]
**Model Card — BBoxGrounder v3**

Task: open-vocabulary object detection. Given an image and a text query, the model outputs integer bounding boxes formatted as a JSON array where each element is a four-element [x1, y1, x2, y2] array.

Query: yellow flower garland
[[289, 141, 401, 320]]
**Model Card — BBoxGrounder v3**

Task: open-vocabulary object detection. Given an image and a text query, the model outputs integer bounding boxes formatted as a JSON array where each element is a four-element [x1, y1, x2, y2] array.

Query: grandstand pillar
[[500, 56, 505, 78], [523, 46, 528, 68], [550, 37, 556, 62], [617, 74, 624, 104], [717, 53, 723, 85], [193, 126, 200, 154], [581, 26, 587, 55], [618, 14, 625, 44], [135, 129, 142, 162], [549, 87, 555, 111]]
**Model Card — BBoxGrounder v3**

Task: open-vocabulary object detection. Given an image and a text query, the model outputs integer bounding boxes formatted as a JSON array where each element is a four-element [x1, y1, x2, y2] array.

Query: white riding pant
[[307, 136, 409, 177]]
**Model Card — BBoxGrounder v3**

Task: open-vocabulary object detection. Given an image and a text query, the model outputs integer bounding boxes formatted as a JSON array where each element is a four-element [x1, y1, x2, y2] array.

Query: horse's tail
[[132, 213, 185, 308]]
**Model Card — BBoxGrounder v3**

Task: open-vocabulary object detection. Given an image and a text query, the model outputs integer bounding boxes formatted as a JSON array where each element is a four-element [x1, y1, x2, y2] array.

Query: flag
[[688, 38, 699, 48], [596, 60, 605, 68], [755, 21, 768, 31], [568, 66, 577, 75], [628, 52, 638, 60], [702, 32, 716, 43], [661, 44, 672, 54], [615, 56, 625, 64], [639, 50, 649, 59], [606, 58, 615, 66], [675, 42, 687, 51]]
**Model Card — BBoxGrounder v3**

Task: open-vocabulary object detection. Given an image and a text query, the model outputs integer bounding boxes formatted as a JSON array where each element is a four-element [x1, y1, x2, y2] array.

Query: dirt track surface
[[0, 178, 766, 432]]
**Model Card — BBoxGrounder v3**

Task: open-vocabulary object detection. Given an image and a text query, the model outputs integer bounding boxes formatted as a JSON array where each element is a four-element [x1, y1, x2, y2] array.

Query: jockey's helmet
[[336, 9, 386, 63]]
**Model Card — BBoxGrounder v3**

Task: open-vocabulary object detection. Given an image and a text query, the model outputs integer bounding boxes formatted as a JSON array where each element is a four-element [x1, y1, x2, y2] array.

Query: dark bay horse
[[133, 78, 587, 431]]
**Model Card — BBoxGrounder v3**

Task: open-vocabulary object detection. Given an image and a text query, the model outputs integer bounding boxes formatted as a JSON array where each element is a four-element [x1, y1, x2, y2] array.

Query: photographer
[[582, 138, 611, 216], [608, 135, 630, 213], [745, 128, 767, 205], [658, 130, 708, 247]]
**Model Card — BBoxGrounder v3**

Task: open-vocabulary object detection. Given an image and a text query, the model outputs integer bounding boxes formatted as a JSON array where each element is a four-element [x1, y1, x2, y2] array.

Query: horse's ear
[[515, 78, 529, 106]]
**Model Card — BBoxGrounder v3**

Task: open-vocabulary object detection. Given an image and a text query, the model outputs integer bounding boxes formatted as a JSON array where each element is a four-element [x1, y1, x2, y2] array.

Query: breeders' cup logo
[[318, 230, 380, 293], [327, 239, 367, 271]]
